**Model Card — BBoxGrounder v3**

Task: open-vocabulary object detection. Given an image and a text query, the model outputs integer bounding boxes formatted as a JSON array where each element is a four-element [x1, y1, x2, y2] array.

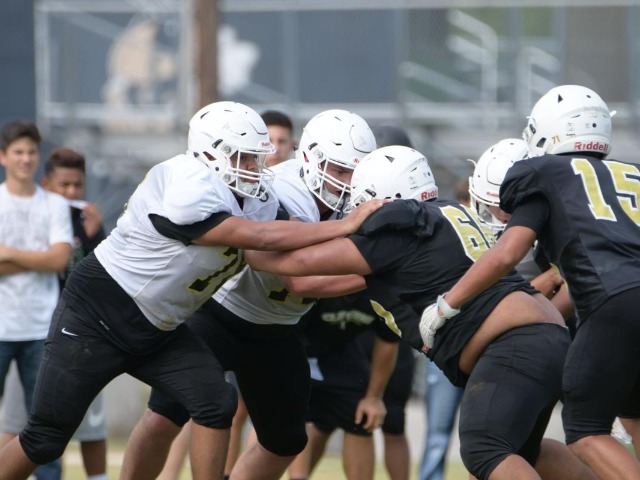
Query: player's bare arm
[[193, 199, 385, 251], [420, 224, 539, 348], [356, 337, 397, 431], [245, 237, 372, 276], [283, 274, 366, 298], [0, 242, 71, 272], [529, 266, 565, 298], [550, 285, 575, 320], [443, 225, 537, 311]]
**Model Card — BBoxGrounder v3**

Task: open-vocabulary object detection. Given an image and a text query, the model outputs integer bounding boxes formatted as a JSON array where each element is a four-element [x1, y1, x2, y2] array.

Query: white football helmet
[[523, 85, 614, 158], [469, 138, 528, 233], [349, 146, 438, 210], [188, 101, 276, 198], [297, 109, 376, 211]]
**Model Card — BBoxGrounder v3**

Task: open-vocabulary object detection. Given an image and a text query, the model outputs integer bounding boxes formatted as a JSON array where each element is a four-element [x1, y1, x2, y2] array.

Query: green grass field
[[60, 441, 470, 479]]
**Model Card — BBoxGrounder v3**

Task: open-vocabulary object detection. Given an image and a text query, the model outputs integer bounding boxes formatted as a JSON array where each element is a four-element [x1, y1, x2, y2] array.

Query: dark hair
[[372, 124, 413, 149], [455, 177, 471, 204], [261, 110, 293, 134], [45, 147, 86, 177], [1, 120, 41, 150]]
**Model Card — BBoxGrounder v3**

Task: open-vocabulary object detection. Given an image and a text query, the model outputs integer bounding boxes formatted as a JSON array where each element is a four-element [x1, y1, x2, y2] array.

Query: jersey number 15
[[572, 159, 640, 225]]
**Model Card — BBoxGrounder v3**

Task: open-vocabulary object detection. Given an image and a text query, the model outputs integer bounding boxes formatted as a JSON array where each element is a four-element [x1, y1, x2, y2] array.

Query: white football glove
[[419, 295, 460, 350]]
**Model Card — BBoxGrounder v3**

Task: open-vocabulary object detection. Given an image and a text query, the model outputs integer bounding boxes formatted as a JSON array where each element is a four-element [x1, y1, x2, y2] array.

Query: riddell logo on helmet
[[421, 190, 438, 200], [574, 141, 609, 152], [486, 191, 499, 199]]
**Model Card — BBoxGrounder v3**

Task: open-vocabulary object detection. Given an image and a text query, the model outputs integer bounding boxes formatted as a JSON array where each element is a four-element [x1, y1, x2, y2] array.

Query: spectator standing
[[261, 110, 295, 167], [121, 108, 377, 480], [1, 147, 109, 480], [0, 121, 72, 476]]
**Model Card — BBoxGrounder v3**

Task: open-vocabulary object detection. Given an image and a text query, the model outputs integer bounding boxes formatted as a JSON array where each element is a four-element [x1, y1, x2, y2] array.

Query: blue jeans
[[34, 459, 62, 480], [0, 340, 45, 413], [419, 360, 464, 480], [0, 340, 61, 480]]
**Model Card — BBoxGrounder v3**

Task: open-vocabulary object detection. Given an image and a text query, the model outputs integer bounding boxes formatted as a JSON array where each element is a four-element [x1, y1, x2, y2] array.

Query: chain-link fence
[[32, 2, 640, 224]]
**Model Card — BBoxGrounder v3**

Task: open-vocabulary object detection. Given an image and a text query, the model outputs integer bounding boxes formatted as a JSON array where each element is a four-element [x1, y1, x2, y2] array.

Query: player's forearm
[[551, 285, 575, 320], [445, 248, 518, 310], [283, 274, 366, 298], [253, 219, 353, 251], [529, 268, 564, 298], [446, 227, 532, 310], [248, 200, 384, 251], [245, 239, 369, 277], [365, 340, 398, 399]]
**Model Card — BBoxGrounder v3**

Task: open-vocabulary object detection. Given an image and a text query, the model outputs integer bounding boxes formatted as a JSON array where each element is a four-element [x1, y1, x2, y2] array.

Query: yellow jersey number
[[440, 205, 495, 261], [188, 247, 244, 293], [572, 159, 640, 225]]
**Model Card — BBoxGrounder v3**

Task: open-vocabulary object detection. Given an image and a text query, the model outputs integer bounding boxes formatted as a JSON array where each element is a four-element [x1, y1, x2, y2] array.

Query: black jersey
[[301, 290, 398, 359], [501, 154, 640, 321], [300, 291, 399, 390], [349, 199, 534, 387]]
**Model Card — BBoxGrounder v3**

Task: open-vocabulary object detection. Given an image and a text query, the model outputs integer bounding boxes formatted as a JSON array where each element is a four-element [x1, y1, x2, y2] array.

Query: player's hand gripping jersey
[[349, 199, 535, 387], [95, 153, 278, 330], [501, 154, 640, 322], [215, 159, 339, 325]]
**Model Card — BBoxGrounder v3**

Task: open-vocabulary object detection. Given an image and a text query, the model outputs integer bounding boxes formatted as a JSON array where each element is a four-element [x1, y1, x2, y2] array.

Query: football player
[[424, 84, 640, 480], [245, 145, 595, 480], [287, 124, 417, 480], [0, 102, 382, 480], [468, 138, 573, 319], [118, 109, 377, 480]]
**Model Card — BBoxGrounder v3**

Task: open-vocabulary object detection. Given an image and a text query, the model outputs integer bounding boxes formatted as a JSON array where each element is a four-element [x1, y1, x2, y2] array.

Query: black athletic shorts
[[308, 382, 372, 437], [381, 343, 414, 435], [149, 298, 310, 456], [563, 286, 640, 444], [459, 323, 570, 480], [20, 255, 235, 465]]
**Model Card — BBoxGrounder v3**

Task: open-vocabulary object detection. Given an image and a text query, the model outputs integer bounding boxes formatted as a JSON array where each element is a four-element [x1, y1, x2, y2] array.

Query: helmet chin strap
[[320, 187, 342, 209], [477, 203, 506, 235]]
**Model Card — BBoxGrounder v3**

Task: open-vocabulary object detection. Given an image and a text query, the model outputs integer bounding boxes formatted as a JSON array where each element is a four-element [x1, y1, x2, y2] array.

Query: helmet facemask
[[188, 101, 276, 199], [298, 109, 376, 212], [301, 143, 354, 212], [468, 138, 528, 235], [470, 196, 508, 235]]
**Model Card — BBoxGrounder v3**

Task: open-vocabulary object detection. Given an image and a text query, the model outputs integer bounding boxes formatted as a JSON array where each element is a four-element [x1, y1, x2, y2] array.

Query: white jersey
[[95, 153, 278, 330], [0, 184, 73, 340], [215, 159, 337, 325]]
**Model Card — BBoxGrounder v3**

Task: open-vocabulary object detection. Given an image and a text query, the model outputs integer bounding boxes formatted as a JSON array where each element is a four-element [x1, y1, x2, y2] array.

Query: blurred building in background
[[2, 0, 640, 435], [3, 1, 638, 224]]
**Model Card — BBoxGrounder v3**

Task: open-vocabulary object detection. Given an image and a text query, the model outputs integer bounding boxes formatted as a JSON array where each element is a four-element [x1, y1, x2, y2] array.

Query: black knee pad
[[190, 381, 238, 429], [20, 428, 69, 465], [148, 389, 191, 427], [257, 423, 308, 457], [149, 380, 238, 429], [459, 433, 509, 480]]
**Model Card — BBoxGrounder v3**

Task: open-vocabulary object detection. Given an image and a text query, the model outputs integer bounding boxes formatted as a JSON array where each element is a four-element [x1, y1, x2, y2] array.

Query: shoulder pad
[[500, 159, 546, 214], [357, 200, 425, 236]]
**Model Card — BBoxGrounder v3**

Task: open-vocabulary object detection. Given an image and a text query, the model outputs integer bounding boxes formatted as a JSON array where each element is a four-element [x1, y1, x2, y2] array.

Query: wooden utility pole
[[196, 0, 218, 107]]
